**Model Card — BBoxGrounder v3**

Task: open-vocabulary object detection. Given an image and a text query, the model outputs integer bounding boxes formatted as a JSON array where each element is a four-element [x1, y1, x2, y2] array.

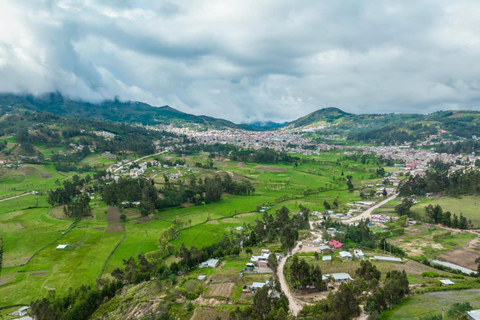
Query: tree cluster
[[288, 256, 326, 291], [30, 279, 123, 320]]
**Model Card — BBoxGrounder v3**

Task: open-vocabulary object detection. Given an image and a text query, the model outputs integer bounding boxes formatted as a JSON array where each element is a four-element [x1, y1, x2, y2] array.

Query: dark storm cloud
[[1, 0, 480, 122]]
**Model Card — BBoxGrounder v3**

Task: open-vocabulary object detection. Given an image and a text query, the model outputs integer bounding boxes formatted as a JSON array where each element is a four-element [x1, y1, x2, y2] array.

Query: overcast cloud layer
[[1, 0, 480, 123]]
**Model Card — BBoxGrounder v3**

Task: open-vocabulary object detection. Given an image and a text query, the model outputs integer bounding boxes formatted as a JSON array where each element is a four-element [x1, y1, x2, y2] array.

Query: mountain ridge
[[0, 92, 251, 130]]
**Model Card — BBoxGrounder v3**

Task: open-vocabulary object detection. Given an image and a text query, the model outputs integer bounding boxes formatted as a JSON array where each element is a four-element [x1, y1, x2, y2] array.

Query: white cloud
[[1, 0, 480, 122]]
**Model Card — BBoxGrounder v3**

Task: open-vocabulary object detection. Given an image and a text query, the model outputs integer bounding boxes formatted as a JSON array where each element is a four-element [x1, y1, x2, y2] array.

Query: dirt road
[[0, 191, 35, 202], [277, 244, 304, 316], [277, 221, 323, 315], [109, 151, 166, 173], [344, 194, 397, 225]]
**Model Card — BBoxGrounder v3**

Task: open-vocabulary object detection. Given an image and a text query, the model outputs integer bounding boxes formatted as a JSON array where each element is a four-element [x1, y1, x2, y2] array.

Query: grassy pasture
[[382, 289, 480, 320], [412, 196, 480, 227], [0, 151, 396, 306]]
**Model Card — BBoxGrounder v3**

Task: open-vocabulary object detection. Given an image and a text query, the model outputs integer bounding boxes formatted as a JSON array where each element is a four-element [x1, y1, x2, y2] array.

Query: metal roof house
[[432, 259, 477, 275], [439, 279, 454, 286], [339, 251, 353, 261], [372, 256, 402, 262], [467, 310, 480, 320], [323, 273, 354, 285], [198, 259, 220, 268], [322, 255, 332, 261]]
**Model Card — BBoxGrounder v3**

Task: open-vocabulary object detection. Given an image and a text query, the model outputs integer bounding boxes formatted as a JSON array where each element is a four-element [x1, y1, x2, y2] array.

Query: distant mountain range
[[2, 93, 480, 143], [0, 92, 250, 130]]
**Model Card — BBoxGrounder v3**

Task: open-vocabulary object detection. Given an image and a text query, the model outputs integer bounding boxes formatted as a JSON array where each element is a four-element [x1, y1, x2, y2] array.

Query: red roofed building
[[328, 240, 344, 250]]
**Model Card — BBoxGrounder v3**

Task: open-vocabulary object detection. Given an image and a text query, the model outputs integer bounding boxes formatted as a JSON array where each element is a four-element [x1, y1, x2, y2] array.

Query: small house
[[323, 273, 353, 286], [198, 275, 206, 281], [339, 251, 353, 261], [467, 310, 480, 320], [372, 256, 402, 263], [10, 306, 29, 317], [439, 279, 455, 286], [328, 240, 343, 250], [199, 259, 220, 268], [353, 249, 365, 259], [318, 245, 332, 254], [322, 255, 332, 261]]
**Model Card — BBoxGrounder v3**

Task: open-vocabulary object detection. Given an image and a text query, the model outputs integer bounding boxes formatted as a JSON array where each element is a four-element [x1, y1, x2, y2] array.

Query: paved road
[[344, 194, 398, 225], [0, 191, 35, 202]]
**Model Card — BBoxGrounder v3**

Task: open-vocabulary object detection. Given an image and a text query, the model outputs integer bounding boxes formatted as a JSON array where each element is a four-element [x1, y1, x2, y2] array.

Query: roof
[[374, 256, 402, 262], [323, 273, 353, 281], [467, 310, 480, 320], [439, 279, 455, 285], [318, 245, 330, 250], [252, 282, 266, 288], [56, 244, 68, 249], [328, 240, 343, 248], [339, 251, 352, 258], [198, 275, 206, 280], [432, 259, 477, 275], [322, 255, 332, 261]]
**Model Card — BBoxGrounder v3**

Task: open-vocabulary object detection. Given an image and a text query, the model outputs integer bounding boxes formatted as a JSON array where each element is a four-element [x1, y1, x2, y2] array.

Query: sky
[[1, 0, 480, 123]]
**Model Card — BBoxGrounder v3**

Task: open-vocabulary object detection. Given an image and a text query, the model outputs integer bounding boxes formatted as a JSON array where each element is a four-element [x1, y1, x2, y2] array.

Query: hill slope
[[0, 92, 249, 129], [288, 107, 480, 144]]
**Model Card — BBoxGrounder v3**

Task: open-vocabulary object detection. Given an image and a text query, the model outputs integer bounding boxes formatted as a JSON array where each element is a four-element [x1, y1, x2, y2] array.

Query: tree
[[382, 188, 387, 197], [329, 282, 360, 320], [267, 253, 278, 275], [120, 213, 126, 224], [355, 260, 381, 284], [447, 302, 472, 319], [425, 204, 443, 223], [281, 225, 296, 252], [475, 257, 480, 277]]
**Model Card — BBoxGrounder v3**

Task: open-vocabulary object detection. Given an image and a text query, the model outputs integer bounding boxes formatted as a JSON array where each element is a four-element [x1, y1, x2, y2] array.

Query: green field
[[0, 151, 399, 307], [412, 196, 480, 227], [383, 289, 480, 319]]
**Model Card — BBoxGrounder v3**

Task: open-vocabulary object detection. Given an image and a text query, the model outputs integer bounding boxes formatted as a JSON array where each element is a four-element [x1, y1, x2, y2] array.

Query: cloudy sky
[[1, 0, 480, 123]]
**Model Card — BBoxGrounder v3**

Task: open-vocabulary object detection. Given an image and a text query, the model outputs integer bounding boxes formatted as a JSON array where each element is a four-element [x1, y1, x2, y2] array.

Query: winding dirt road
[[278, 195, 397, 316]]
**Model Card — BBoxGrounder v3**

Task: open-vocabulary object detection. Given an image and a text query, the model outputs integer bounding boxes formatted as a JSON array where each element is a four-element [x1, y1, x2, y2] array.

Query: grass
[[0, 151, 401, 307], [382, 289, 480, 319], [412, 196, 480, 227]]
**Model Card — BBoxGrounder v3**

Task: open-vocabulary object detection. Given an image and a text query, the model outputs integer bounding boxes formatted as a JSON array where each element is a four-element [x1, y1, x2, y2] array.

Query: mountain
[[288, 107, 353, 127], [0, 92, 251, 130], [243, 121, 288, 130], [287, 107, 480, 144]]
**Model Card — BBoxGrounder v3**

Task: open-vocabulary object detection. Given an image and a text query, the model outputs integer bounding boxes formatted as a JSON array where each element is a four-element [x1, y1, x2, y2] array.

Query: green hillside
[[0, 93, 249, 130]]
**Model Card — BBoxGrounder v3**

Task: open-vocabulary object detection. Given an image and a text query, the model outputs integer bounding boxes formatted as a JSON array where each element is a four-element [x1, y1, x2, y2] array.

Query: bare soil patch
[[181, 202, 195, 207], [207, 283, 235, 297], [237, 162, 246, 168], [50, 205, 66, 218], [193, 307, 229, 320], [94, 227, 105, 230], [438, 248, 480, 270], [40, 172, 52, 178], [106, 206, 123, 233], [30, 272, 49, 277], [129, 216, 152, 224], [254, 165, 287, 172], [124, 209, 141, 218], [106, 223, 124, 233], [16, 166, 38, 175], [107, 206, 121, 223]]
